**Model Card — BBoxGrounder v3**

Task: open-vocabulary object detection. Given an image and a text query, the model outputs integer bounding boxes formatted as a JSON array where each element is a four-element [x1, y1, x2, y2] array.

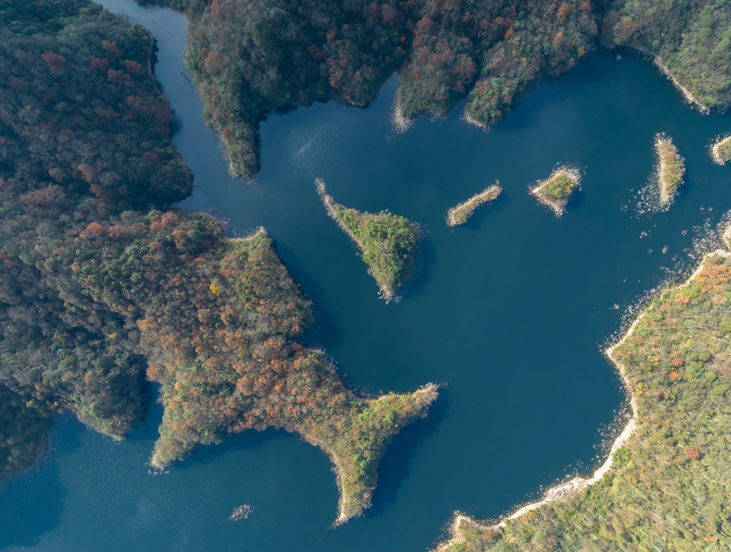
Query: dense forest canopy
[[141, 0, 731, 178], [0, 0, 437, 522]]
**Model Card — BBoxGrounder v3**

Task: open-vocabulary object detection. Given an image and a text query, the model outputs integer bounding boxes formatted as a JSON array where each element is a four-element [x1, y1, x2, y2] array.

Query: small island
[[316, 179, 420, 301], [530, 167, 581, 217], [711, 135, 731, 165], [447, 183, 502, 227], [655, 134, 685, 206]]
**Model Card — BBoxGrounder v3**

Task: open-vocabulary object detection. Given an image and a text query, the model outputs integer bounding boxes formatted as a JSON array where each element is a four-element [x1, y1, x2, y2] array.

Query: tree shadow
[[459, 190, 512, 232], [275, 243, 345, 351], [0, 414, 86, 549], [566, 188, 586, 213], [127, 381, 164, 444], [178, 428, 290, 471], [0, 462, 65, 549], [368, 389, 451, 518], [401, 234, 436, 300]]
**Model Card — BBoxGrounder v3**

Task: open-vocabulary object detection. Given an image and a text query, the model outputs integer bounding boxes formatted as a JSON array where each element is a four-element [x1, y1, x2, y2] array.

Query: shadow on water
[[460, 191, 512, 232], [179, 428, 289, 471], [400, 235, 436, 300], [127, 382, 165, 444], [276, 243, 345, 351], [566, 187, 586, 213], [368, 390, 450, 518], [0, 415, 86, 549], [0, 464, 65, 550]]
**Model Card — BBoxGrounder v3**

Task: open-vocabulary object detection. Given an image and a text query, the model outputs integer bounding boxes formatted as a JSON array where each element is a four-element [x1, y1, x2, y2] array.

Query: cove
[[2, 2, 731, 551]]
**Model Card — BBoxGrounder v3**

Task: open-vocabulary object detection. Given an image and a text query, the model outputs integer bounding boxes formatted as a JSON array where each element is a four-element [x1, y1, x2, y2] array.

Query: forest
[[0, 0, 438, 521], [436, 250, 731, 550], [318, 179, 419, 300], [140, 0, 731, 178]]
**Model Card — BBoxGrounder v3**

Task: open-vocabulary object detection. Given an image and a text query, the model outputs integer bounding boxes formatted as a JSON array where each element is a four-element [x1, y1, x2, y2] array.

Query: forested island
[[654, 134, 685, 207], [435, 245, 731, 550], [530, 168, 580, 217], [139, 0, 731, 178], [0, 0, 439, 523], [317, 179, 420, 301], [447, 184, 501, 227]]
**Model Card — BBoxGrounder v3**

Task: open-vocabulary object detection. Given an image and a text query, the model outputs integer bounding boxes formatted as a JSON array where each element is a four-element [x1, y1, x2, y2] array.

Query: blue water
[[2, 2, 731, 551]]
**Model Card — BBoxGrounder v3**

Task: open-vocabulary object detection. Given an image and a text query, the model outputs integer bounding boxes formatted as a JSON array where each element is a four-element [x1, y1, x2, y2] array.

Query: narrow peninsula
[[711, 135, 731, 165], [447, 183, 501, 227], [655, 134, 685, 206], [530, 167, 580, 217], [0, 2, 439, 525], [435, 244, 731, 551], [316, 179, 420, 302]]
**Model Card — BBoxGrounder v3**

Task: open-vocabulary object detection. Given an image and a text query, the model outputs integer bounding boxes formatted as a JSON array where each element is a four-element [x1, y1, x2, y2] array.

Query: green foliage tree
[[0, 0, 438, 520]]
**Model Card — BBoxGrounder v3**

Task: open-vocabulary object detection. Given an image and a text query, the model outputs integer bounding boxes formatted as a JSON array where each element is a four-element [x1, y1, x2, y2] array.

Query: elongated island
[[655, 134, 685, 206], [317, 179, 420, 302], [447, 183, 501, 227], [435, 240, 731, 550], [530, 168, 581, 217]]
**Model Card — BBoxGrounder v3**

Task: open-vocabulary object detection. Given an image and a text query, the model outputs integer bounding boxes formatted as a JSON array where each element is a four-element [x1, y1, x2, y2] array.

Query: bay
[[2, 2, 731, 551]]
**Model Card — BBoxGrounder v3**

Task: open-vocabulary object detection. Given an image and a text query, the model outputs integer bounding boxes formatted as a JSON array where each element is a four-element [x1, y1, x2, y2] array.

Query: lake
[[2, 2, 731, 551]]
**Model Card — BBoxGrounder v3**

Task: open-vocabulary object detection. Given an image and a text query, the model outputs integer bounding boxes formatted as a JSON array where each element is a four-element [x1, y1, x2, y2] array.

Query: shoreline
[[462, 110, 488, 130], [622, 45, 710, 114], [391, 91, 413, 133], [655, 135, 671, 206], [530, 167, 581, 217], [0, 427, 50, 488], [294, 383, 439, 526], [315, 178, 398, 302], [435, 250, 724, 552], [711, 135, 731, 165], [446, 184, 501, 227], [654, 134, 684, 206]]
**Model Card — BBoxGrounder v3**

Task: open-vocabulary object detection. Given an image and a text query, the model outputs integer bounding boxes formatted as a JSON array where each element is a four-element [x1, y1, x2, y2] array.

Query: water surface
[[3, 3, 731, 551]]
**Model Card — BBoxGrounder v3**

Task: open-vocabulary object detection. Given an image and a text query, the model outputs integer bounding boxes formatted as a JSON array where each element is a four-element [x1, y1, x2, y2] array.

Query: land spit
[[447, 183, 502, 226]]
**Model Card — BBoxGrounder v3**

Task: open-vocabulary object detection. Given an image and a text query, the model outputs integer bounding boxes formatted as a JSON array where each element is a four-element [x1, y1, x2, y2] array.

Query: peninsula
[[0, 0, 439, 524], [530, 168, 581, 217], [655, 134, 685, 206], [142, 0, 731, 179], [711, 135, 731, 165], [447, 183, 502, 227], [435, 244, 731, 551], [317, 179, 420, 301]]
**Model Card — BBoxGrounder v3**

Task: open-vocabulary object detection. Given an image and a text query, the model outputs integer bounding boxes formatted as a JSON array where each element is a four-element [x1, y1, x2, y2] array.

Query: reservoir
[[2, 2, 731, 551]]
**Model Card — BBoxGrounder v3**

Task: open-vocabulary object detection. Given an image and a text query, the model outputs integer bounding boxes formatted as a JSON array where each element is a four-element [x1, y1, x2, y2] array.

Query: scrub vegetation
[[0, 0, 439, 523], [436, 248, 731, 551], [317, 179, 420, 301], [447, 183, 501, 227], [711, 135, 731, 165], [655, 134, 685, 206], [531, 168, 580, 216], [141, 0, 731, 179]]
